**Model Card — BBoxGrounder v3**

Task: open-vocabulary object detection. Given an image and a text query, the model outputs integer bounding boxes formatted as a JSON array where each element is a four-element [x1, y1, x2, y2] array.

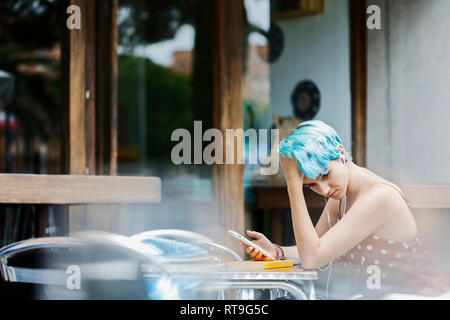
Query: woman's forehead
[[303, 176, 319, 184], [303, 170, 330, 184]]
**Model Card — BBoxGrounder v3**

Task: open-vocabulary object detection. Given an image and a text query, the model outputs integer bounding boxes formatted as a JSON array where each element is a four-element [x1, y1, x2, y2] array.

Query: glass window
[[0, 0, 62, 174], [0, 0, 63, 246], [117, 0, 216, 235]]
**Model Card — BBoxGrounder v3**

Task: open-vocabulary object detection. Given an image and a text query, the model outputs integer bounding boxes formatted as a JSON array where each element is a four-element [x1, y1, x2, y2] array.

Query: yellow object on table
[[227, 260, 294, 272]]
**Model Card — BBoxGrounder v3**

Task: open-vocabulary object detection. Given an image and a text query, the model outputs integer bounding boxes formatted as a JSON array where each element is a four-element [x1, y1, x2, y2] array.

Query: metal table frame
[[145, 265, 318, 300]]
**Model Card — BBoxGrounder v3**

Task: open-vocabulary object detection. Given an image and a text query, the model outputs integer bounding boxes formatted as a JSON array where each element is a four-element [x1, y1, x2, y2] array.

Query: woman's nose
[[316, 182, 330, 196]]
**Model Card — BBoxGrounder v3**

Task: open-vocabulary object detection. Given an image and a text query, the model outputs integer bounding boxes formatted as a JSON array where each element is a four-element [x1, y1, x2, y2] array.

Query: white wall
[[269, 0, 352, 152], [367, 0, 450, 270], [367, 0, 450, 184]]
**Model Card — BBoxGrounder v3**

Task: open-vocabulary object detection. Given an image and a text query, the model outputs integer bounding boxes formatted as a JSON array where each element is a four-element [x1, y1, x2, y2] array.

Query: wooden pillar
[[108, 0, 118, 176], [85, 0, 97, 175], [95, 0, 106, 175], [212, 0, 244, 252], [350, 0, 367, 166], [63, 0, 97, 176], [62, 0, 92, 234], [63, 0, 112, 178], [62, 0, 87, 176], [92, 0, 118, 177]]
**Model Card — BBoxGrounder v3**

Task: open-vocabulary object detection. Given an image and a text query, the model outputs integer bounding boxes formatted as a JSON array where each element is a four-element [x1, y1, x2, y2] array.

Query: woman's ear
[[274, 113, 281, 127]]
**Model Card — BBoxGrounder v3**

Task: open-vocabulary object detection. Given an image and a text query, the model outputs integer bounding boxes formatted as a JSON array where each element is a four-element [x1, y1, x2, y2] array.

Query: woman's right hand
[[240, 230, 277, 261]]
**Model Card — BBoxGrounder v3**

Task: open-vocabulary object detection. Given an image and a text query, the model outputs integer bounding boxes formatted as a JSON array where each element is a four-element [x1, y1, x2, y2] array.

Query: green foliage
[[118, 54, 194, 161], [118, 0, 198, 48]]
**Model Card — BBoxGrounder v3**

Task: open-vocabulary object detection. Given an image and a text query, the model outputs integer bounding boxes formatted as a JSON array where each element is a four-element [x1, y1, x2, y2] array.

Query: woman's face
[[303, 158, 349, 200]]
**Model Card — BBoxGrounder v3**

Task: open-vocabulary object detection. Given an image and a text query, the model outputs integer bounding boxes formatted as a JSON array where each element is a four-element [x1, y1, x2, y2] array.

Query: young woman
[[242, 120, 449, 299]]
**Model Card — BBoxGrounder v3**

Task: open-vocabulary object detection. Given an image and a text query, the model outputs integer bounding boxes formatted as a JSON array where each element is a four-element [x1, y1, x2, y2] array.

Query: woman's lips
[[329, 190, 337, 198]]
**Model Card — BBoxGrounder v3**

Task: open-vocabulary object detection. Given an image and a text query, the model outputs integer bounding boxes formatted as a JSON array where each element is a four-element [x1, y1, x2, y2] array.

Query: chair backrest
[[130, 229, 243, 263], [0, 231, 168, 299]]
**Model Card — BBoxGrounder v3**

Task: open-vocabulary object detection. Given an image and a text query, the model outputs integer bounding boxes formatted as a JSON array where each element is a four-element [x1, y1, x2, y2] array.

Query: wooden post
[[350, 0, 367, 166], [62, 0, 89, 234], [62, 0, 87, 176], [95, 0, 106, 175], [85, 0, 97, 175], [212, 0, 244, 252], [62, 0, 120, 233], [62, 0, 100, 177], [108, 0, 118, 176]]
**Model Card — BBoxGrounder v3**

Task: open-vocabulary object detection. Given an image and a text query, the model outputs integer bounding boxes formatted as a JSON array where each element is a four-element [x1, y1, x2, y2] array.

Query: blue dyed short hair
[[278, 120, 351, 179]]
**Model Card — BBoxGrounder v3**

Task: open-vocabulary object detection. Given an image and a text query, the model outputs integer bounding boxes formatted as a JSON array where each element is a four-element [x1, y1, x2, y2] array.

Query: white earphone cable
[[318, 194, 346, 299]]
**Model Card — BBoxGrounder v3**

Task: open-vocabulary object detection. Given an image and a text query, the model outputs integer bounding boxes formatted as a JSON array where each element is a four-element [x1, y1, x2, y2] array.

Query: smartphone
[[228, 230, 276, 261]]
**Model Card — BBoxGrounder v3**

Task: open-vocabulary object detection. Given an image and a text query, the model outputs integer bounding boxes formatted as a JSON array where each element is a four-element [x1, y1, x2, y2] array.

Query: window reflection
[[0, 0, 63, 246], [117, 0, 215, 234], [0, 1, 62, 174]]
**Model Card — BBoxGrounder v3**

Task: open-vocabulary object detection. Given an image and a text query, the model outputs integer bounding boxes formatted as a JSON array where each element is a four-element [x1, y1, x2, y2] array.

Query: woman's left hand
[[280, 156, 304, 184], [240, 230, 276, 261]]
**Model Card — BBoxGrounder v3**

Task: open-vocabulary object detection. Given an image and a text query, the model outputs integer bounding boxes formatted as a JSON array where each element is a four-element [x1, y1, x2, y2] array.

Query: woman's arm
[[314, 197, 340, 237], [280, 156, 394, 269], [282, 158, 319, 268], [280, 197, 339, 261], [279, 245, 299, 260]]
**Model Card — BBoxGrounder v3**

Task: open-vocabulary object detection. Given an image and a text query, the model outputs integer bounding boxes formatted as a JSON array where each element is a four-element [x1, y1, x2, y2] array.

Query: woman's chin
[[331, 190, 342, 200]]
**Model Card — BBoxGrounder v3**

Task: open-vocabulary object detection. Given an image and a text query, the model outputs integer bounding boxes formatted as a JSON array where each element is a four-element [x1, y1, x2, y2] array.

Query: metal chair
[[130, 229, 243, 263], [130, 229, 245, 299], [0, 231, 172, 299]]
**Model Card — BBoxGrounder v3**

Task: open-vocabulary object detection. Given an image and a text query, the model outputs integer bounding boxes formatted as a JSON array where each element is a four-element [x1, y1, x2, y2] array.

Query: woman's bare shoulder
[[359, 168, 408, 206], [366, 183, 417, 240], [366, 182, 405, 204], [354, 181, 413, 222]]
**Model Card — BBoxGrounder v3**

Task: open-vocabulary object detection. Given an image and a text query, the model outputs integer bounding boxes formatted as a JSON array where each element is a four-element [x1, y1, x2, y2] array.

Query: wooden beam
[[108, 0, 119, 175], [85, 0, 97, 175], [247, 185, 450, 210], [62, 0, 87, 175], [350, 0, 367, 166], [212, 0, 244, 251], [0, 174, 161, 204], [61, 0, 121, 234], [401, 185, 450, 209], [95, 0, 106, 175], [61, 0, 89, 236]]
